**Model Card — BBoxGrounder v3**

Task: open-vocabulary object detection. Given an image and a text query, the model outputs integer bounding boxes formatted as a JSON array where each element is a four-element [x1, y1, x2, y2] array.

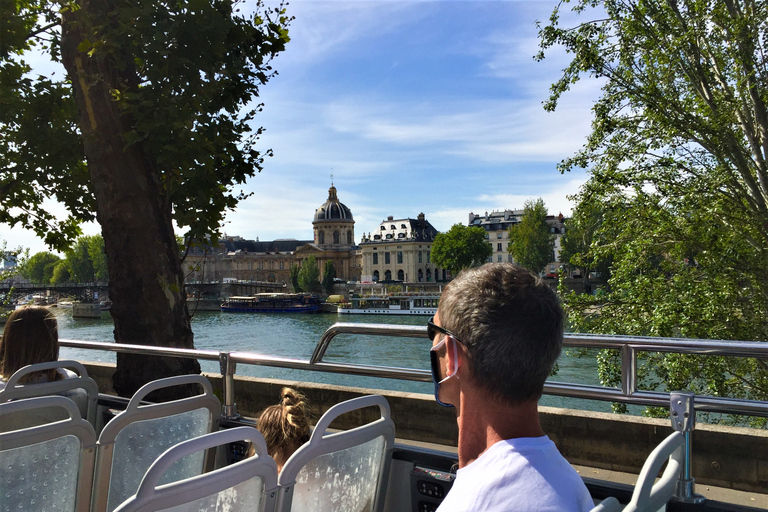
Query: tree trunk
[[60, 0, 200, 400]]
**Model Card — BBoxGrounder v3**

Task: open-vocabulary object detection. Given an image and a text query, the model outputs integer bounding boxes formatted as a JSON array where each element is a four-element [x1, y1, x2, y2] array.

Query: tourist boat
[[220, 293, 322, 313], [99, 300, 112, 311], [337, 294, 439, 315]]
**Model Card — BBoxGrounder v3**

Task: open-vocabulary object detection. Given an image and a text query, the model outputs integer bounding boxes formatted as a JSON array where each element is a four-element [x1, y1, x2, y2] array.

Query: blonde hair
[[252, 387, 313, 468], [0, 306, 60, 382]]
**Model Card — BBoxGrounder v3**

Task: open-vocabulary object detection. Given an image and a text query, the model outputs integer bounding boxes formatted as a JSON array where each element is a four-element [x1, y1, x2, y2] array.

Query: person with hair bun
[[0, 306, 74, 390], [251, 387, 314, 471]]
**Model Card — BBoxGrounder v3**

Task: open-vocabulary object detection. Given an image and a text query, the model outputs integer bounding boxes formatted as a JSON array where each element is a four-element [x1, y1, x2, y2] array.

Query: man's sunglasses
[[427, 316, 463, 345]]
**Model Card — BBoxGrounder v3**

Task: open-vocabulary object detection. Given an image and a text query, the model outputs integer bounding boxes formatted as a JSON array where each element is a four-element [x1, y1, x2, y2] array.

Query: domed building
[[312, 184, 355, 248], [183, 184, 362, 287], [295, 184, 361, 283]]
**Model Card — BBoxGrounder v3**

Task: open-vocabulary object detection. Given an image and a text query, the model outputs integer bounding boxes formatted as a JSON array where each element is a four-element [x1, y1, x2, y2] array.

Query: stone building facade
[[359, 213, 446, 283], [468, 210, 566, 276], [184, 185, 361, 286]]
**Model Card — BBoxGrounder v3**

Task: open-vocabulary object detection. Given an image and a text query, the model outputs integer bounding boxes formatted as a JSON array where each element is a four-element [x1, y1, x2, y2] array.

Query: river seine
[[36, 308, 611, 412]]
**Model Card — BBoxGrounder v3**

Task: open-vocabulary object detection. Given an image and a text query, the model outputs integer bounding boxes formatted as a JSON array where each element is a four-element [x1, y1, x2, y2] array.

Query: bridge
[[0, 280, 286, 304]]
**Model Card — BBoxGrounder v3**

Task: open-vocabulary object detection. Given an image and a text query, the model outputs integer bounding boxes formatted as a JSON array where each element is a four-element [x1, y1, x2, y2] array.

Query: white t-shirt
[[437, 436, 593, 512]]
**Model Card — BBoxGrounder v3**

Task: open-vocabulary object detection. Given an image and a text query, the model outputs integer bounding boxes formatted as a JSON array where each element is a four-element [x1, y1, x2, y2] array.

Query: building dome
[[314, 185, 353, 222]]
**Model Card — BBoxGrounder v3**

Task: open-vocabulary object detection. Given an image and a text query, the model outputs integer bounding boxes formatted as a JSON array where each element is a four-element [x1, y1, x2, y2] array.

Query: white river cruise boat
[[337, 294, 440, 315]]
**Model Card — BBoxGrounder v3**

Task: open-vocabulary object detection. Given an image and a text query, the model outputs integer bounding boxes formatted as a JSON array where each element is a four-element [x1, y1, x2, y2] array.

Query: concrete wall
[[84, 363, 767, 493]]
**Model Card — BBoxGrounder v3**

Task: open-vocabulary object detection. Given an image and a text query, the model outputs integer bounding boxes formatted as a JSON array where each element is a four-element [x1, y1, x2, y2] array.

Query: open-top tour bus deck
[[2, 322, 767, 512]]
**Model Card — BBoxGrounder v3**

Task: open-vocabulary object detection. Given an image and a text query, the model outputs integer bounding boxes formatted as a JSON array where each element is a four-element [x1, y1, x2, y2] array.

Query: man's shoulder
[[437, 437, 593, 512]]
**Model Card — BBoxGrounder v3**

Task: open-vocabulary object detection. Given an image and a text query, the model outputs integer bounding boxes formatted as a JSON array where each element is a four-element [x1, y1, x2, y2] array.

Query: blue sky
[[4, 0, 602, 255]]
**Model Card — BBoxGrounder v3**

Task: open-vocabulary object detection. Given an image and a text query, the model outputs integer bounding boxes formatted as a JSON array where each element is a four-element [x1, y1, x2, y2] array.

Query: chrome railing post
[[621, 344, 637, 396], [670, 391, 705, 503], [219, 351, 240, 420]]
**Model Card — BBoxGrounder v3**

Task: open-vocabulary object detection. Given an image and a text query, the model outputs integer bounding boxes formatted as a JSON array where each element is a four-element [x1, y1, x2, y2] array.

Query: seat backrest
[[624, 431, 685, 512], [590, 497, 622, 512], [0, 396, 97, 512], [112, 426, 278, 512], [277, 394, 396, 512], [0, 360, 99, 426], [92, 375, 221, 512]]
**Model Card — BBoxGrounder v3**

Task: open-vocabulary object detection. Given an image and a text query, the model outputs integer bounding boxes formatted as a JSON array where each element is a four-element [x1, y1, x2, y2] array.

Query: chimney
[[387, 215, 394, 221]]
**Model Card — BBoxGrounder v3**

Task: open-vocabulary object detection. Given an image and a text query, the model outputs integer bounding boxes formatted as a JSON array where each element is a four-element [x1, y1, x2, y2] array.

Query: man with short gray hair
[[429, 263, 592, 511]]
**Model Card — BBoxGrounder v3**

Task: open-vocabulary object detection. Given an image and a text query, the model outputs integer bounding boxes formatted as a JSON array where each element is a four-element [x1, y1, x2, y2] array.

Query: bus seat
[[92, 375, 221, 512], [277, 394, 396, 512], [112, 427, 278, 512], [623, 431, 685, 512], [0, 360, 99, 427], [0, 396, 96, 512], [591, 497, 622, 512]]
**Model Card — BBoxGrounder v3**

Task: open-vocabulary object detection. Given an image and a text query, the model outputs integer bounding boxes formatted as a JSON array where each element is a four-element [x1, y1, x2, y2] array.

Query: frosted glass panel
[[107, 408, 210, 512], [1, 435, 80, 512], [292, 436, 386, 512], [155, 477, 264, 512]]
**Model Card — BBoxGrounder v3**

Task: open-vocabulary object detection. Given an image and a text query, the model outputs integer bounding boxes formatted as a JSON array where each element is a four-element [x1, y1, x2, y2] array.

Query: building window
[[427, 252, 431, 263], [398, 269, 404, 281], [259, 261, 264, 270], [373, 270, 380, 281], [426, 268, 432, 282], [385, 252, 391, 264], [497, 233, 502, 239], [401, 224, 406, 229], [279, 261, 284, 270], [373, 253, 378, 265], [418, 269, 423, 281], [497, 243, 502, 252], [385, 270, 392, 281], [333, 231, 340, 244], [397, 251, 403, 264], [418, 251, 422, 263], [347, 230, 353, 244], [318, 231, 325, 245], [391, 225, 396, 230], [498, 255, 502, 262], [269, 261, 274, 269]]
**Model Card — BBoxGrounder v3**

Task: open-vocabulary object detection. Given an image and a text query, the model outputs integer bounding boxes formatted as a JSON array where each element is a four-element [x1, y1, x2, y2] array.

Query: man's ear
[[445, 335, 461, 377]]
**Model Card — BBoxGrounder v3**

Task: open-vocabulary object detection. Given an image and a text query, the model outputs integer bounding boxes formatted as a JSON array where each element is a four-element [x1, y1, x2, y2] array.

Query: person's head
[[253, 387, 313, 471], [434, 263, 563, 406], [0, 306, 60, 382]]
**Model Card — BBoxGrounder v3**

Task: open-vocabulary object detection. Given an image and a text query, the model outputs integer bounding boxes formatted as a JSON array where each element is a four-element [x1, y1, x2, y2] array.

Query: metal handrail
[[61, 323, 768, 419]]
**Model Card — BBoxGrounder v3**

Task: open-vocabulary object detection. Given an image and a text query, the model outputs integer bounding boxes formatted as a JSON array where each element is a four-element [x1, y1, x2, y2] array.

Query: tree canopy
[[507, 198, 555, 274], [322, 260, 336, 295], [298, 256, 321, 294], [431, 224, 493, 276], [1, 0, 291, 398], [539, 0, 768, 423]]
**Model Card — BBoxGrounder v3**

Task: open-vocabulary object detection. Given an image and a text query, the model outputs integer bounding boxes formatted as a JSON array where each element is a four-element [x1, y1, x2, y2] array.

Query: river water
[[11, 308, 613, 412]]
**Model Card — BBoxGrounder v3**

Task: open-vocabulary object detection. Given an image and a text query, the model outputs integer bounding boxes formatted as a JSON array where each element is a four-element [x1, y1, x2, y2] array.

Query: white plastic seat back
[[93, 375, 221, 512], [112, 426, 278, 512], [623, 431, 685, 512], [0, 360, 99, 426], [590, 497, 622, 512], [277, 395, 395, 512], [0, 396, 97, 512]]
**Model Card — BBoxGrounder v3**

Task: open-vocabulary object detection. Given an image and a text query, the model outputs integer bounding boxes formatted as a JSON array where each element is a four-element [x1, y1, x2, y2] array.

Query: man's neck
[[456, 391, 544, 468]]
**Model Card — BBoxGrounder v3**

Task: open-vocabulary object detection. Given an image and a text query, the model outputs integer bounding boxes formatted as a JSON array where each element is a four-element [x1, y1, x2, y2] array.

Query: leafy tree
[[431, 224, 493, 276], [298, 256, 321, 294], [508, 198, 555, 274], [558, 200, 612, 282], [51, 260, 72, 284], [2, 0, 291, 397], [539, 1, 768, 423], [67, 236, 95, 282], [87, 235, 108, 282], [19, 252, 60, 283], [322, 260, 337, 295], [289, 264, 301, 292]]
